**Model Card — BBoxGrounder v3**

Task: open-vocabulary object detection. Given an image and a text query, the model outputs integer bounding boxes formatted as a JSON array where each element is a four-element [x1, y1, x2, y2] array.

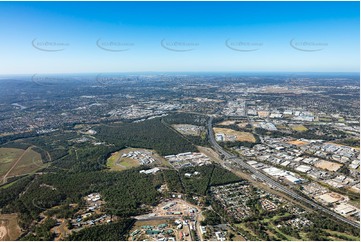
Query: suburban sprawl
[[0, 73, 359, 241]]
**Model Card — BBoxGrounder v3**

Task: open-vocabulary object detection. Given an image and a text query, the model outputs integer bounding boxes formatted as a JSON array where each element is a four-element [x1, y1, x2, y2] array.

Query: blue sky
[[0, 1, 359, 74]]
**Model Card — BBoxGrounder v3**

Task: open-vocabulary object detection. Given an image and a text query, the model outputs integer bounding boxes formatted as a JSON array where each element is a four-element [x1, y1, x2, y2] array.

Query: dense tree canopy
[[95, 118, 197, 155], [68, 220, 134, 241]]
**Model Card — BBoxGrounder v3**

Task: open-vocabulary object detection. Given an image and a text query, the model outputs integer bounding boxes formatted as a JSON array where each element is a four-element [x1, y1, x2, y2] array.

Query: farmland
[[0, 147, 43, 184]]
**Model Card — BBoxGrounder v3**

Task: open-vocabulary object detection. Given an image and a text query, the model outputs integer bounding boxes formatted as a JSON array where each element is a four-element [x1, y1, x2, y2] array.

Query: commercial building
[[334, 204, 358, 215]]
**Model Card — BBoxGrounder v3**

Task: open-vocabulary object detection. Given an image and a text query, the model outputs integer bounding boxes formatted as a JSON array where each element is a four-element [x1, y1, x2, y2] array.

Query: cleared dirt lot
[[315, 160, 343, 172], [152, 199, 200, 217], [0, 214, 21, 241], [172, 124, 204, 136], [236, 122, 251, 128], [217, 120, 236, 126], [213, 127, 256, 143], [287, 140, 310, 146]]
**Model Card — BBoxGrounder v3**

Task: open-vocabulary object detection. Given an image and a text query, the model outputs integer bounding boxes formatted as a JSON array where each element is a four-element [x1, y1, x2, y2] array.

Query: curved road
[[207, 117, 359, 229]]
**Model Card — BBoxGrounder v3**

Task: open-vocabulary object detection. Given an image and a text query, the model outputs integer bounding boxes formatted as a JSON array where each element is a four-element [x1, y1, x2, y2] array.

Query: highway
[[207, 117, 360, 229]]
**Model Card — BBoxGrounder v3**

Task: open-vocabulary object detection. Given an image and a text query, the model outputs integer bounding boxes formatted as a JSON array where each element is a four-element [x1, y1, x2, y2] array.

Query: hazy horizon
[[0, 1, 359, 74]]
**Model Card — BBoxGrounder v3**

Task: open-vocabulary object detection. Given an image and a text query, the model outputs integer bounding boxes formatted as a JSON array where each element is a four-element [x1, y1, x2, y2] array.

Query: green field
[[324, 229, 360, 241], [0, 147, 43, 183], [0, 148, 23, 177], [290, 125, 308, 132], [319, 117, 332, 122], [106, 149, 141, 171], [106, 147, 170, 171]]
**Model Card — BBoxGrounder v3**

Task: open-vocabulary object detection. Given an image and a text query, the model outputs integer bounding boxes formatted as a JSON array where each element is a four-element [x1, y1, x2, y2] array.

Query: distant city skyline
[[0, 1, 359, 74]]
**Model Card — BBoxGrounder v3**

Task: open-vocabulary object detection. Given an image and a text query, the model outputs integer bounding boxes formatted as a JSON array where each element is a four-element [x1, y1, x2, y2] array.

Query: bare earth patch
[[213, 128, 256, 143], [172, 124, 204, 136], [0, 214, 21, 241], [315, 160, 343, 172], [217, 120, 236, 126], [287, 140, 310, 146]]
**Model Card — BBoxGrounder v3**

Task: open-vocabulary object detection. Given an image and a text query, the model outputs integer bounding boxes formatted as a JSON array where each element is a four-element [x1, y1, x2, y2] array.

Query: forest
[[0, 116, 204, 240], [0, 168, 163, 234], [67, 219, 134, 241], [95, 118, 197, 156], [164, 164, 242, 196]]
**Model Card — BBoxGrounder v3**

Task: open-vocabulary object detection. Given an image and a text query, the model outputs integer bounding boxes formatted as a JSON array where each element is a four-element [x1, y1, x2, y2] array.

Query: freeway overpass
[[207, 117, 360, 229]]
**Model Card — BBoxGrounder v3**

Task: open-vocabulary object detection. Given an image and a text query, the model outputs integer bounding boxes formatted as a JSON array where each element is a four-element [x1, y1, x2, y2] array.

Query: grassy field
[[234, 223, 258, 238], [323, 229, 360, 241], [106, 151, 139, 171], [319, 117, 332, 122], [227, 229, 245, 241], [0, 147, 43, 184], [275, 125, 289, 131], [289, 125, 308, 132], [0, 214, 21, 241], [269, 222, 300, 241], [213, 127, 256, 143], [0, 180, 18, 189], [234, 212, 300, 241], [260, 213, 291, 223], [0, 148, 23, 177]]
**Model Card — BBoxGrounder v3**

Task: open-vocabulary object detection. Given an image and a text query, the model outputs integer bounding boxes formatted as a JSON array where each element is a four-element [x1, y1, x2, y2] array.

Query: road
[[207, 117, 359, 229]]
